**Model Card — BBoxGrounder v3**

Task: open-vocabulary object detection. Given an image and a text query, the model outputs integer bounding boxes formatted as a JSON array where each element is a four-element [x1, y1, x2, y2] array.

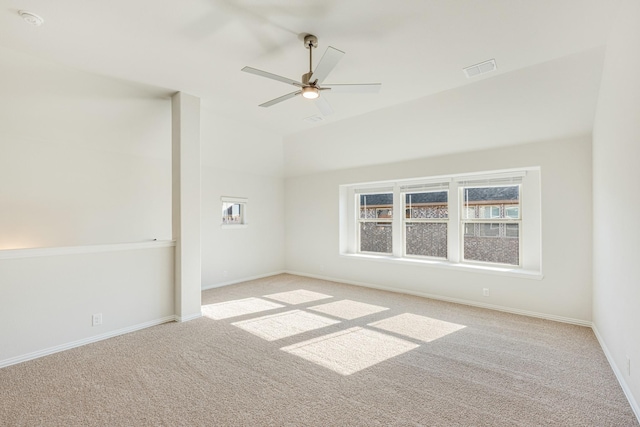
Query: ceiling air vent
[[463, 59, 497, 78], [303, 115, 325, 124]]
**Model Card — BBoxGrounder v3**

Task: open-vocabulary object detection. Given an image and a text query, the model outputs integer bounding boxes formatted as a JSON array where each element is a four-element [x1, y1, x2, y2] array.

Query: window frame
[[402, 190, 449, 260], [220, 196, 248, 229], [459, 184, 522, 267], [340, 168, 541, 276], [356, 192, 394, 255]]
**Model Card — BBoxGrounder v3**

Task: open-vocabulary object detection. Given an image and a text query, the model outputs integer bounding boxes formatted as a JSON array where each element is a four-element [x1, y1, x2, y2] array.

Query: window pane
[[463, 186, 520, 219], [476, 205, 500, 218], [360, 222, 392, 254], [464, 223, 519, 265], [360, 193, 393, 219], [505, 223, 519, 237], [405, 191, 448, 219], [465, 207, 476, 219], [376, 208, 393, 219], [505, 206, 520, 219], [479, 223, 500, 237], [222, 202, 243, 224], [464, 223, 475, 236], [405, 222, 447, 258]]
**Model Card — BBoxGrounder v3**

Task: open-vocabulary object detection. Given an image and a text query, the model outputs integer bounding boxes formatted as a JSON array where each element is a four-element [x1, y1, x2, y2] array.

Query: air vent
[[463, 59, 497, 78], [303, 115, 325, 124]]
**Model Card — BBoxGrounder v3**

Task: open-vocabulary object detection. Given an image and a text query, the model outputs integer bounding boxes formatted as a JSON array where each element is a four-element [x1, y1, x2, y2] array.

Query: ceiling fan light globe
[[302, 86, 319, 99]]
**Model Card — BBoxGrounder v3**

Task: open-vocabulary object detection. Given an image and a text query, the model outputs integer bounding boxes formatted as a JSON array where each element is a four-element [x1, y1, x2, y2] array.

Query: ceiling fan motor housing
[[304, 34, 318, 49], [302, 72, 315, 86]]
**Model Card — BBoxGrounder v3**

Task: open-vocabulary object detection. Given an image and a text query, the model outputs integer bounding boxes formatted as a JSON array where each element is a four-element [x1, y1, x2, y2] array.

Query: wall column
[[172, 92, 202, 321]]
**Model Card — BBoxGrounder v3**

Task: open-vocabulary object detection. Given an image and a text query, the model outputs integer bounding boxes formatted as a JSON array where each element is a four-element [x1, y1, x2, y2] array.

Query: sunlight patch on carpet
[[263, 289, 333, 305], [369, 313, 466, 343], [202, 298, 284, 320], [308, 299, 389, 320], [281, 327, 419, 375], [232, 310, 340, 341]]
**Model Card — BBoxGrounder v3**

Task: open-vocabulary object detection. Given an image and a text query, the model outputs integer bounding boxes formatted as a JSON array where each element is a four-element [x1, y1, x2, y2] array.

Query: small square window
[[221, 197, 248, 228]]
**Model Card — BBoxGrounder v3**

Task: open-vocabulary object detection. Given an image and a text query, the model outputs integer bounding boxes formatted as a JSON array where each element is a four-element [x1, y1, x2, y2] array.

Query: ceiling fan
[[241, 34, 381, 116]]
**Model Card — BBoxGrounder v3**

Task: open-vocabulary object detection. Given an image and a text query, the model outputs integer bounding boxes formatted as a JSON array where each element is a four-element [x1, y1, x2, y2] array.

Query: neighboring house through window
[[340, 168, 541, 275]]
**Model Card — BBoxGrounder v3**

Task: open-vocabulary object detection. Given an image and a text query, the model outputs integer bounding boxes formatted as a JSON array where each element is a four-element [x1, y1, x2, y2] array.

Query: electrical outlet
[[482, 288, 490, 297], [627, 356, 631, 376], [92, 313, 102, 327], [222, 270, 228, 278]]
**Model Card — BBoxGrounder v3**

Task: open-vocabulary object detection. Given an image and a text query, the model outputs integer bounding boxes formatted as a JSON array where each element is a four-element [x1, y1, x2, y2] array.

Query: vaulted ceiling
[[0, 0, 621, 136]]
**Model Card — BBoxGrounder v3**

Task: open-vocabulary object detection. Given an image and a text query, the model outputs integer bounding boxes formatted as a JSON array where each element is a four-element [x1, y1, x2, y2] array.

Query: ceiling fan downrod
[[302, 34, 318, 86]]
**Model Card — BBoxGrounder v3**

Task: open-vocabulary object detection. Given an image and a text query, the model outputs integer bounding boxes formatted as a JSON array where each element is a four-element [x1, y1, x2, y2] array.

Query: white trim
[[0, 240, 175, 260], [456, 171, 525, 185], [0, 315, 177, 369], [592, 325, 640, 423], [340, 253, 543, 280], [176, 312, 202, 322], [353, 186, 394, 194], [220, 224, 249, 229], [400, 184, 449, 192], [344, 167, 535, 189], [221, 196, 248, 203], [201, 271, 286, 291], [284, 271, 583, 325]]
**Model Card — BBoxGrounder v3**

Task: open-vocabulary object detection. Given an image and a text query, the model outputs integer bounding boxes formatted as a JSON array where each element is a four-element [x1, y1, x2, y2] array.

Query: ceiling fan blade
[[323, 84, 382, 93], [310, 46, 345, 84], [315, 96, 334, 116], [259, 91, 301, 108], [242, 66, 302, 87]]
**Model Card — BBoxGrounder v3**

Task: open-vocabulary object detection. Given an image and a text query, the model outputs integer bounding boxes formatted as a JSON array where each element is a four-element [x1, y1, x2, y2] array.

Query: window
[[460, 184, 521, 266], [358, 192, 393, 254], [221, 196, 248, 228], [341, 168, 541, 274], [403, 189, 448, 258]]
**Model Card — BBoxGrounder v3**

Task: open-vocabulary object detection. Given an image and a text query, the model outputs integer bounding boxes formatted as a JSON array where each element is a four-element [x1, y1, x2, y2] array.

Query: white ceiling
[[0, 0, 621, 137], [284, 47, 606, 176]]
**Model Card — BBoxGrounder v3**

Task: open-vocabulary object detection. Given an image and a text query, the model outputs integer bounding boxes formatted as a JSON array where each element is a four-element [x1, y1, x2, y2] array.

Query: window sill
[[220, 224, 248, 229], [339, 253, 543, 280]]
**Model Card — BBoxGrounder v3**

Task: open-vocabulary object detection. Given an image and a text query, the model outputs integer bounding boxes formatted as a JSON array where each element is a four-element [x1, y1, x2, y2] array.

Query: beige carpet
[[1, 274, 638, 426]]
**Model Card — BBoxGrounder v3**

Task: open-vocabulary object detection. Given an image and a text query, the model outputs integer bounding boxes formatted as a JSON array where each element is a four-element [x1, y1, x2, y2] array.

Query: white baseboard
[[176, 312, 202, 322], [284, 270, 592, 327], [592, 324, 640, 422], [0, 315, 177, 369], [201, 270, 285, 291]]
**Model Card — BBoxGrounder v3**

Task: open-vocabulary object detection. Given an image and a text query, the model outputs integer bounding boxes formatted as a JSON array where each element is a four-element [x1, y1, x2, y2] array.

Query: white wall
[[0, 47, 172, 249], [0, 243, 175, 367], [0, 46, 286, 294], [592, 0, 640, 415], [200, 107, 285, 288], [0, 49, 176, 366], [285, 137, 593, 323]]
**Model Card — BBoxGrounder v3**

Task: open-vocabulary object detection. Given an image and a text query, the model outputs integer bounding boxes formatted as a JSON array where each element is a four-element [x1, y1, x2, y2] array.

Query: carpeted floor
[[1, 274, 638, 426]]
